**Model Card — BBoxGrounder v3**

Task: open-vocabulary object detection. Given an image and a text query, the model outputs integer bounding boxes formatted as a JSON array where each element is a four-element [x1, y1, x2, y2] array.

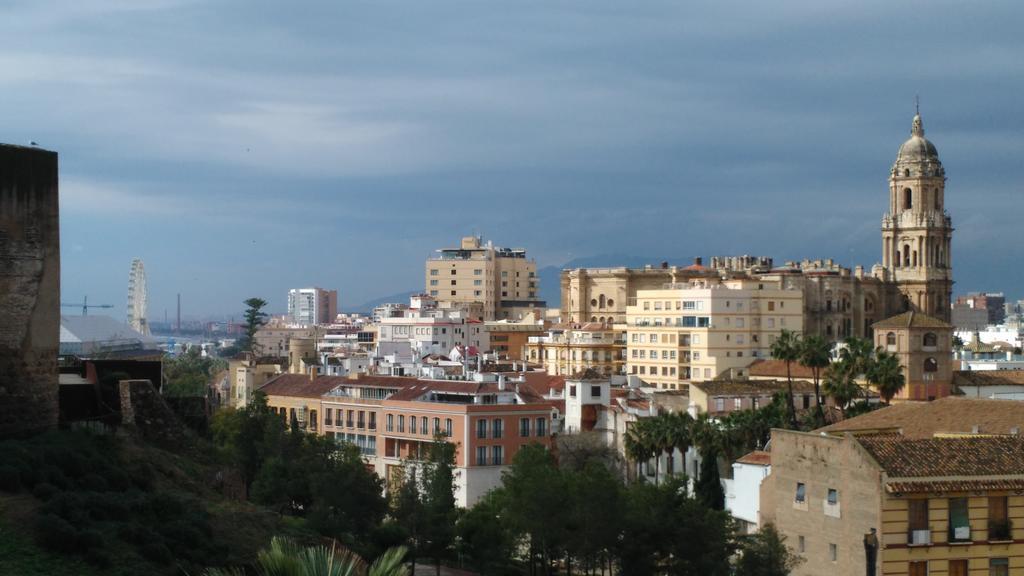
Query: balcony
[[947, 525, 971, 543], [989, 519, 1012, 542]]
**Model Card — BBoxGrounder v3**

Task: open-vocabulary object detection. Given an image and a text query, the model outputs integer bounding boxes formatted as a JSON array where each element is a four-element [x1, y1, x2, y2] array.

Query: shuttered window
[[948, 560, 967, 576], [909, 561, 927, 576], [908, 499, 929, 531]]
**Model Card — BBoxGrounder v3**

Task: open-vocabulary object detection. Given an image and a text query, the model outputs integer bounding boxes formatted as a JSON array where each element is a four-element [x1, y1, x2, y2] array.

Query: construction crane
[[61, 295, 114, 316]]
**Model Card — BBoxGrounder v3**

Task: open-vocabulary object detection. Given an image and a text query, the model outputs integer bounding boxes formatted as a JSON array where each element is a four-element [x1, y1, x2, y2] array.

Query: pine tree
[[695, 449, 725, 511]]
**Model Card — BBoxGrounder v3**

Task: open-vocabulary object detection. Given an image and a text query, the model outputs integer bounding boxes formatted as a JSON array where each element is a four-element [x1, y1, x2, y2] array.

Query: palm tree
[[823, 360, 860, 419], [770, 330, 803, 428], [662, 411, 693, 478], [624, 419, 656, 482], [204, 537, 409, 576], [839, 336, 874, 378], [799, 335, 832, 424], [868, 350, 906, 404]]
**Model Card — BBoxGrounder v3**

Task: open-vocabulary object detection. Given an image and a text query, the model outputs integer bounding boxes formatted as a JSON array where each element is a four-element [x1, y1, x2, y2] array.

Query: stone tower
[[881, 112, 953, 321], [0, 144, 60, 437]]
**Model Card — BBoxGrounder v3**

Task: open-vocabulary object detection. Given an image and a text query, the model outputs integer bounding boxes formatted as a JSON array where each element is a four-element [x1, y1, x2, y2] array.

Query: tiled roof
[[691, 379, 816, 397], [872, 311, 952, 330], [953, 370, 1024, 388], [736, 451, 771, 466], [747, 359, 816, 379], [857, 435, 1024, 493], [259, 374, 348, 398], [818, 396, 1024, 438]]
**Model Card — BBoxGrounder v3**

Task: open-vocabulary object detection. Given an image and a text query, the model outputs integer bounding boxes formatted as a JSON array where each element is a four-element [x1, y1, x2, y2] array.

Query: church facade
[[560, 112, 954, 344]]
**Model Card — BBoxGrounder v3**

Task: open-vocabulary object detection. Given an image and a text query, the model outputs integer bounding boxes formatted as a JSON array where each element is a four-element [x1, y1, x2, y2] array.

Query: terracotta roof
[[857, 435, 1024, 492], [736, 450, 771, 466], [953, 370, 1024, 388], [259, 374, 347, 398], [747, 359, 816, 379], [568, 368, 608, 381], [691, 379, 816, 397], [872, 311, 952, 330], [818, 396, 1024, 438]]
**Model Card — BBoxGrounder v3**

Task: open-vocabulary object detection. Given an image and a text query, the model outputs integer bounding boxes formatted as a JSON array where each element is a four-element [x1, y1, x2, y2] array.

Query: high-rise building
[[127, 258, 149, 335], [287, 287, 338, 326], [425, 236, 545, 321], [955, 292, 1006, 325]]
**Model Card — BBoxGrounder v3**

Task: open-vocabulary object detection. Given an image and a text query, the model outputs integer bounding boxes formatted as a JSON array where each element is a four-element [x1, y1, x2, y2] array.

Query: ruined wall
[[0, 144, 60, 437]]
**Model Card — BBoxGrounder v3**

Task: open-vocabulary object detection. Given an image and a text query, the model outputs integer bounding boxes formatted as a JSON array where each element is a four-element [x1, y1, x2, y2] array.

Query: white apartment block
[[625, 277, 803, 391], [288, 287, 338, 326]]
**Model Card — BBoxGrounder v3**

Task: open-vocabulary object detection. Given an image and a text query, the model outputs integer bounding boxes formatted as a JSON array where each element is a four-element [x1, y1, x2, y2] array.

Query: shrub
[[32, 482, 59, 501], [35, 514, 80, 554], [0, 465, 23, 492]]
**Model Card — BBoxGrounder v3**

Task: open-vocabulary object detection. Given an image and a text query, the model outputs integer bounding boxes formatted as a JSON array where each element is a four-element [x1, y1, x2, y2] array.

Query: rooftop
[[747, 359, 816, 379], [953, 370, 1024, 388], [858, 435, 1024, 493], [818, 396, 1024, 438], [691, 379, 816, 397], [735, 450, 771, 466], [259, 374, 349, 398], [872, 310, 952, 330]]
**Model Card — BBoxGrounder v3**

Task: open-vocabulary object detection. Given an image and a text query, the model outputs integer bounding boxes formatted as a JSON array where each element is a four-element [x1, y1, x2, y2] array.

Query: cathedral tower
[[882, 111, 953, 321]]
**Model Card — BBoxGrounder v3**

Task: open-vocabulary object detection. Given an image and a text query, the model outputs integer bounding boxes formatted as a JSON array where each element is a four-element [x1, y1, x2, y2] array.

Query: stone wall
[[119, 379, 188, 447], [0, 144, 60, 437]]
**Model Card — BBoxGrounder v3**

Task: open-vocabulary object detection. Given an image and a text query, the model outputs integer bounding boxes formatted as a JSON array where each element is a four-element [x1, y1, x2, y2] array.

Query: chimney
[[309, 366, 316, 381], [694, 257, 703, 267]]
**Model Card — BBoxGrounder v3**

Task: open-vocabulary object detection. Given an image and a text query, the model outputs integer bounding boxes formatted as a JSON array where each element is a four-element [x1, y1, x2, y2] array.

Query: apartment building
[[425, 236, 544, 321], [624, 277, 803, 391], [689, 379, 820, 417], [259, 372, 557, 507], [763, 397, 1024, 576], [227, 353, 284, 408], [287, 287, 338, 326], [253, 327, 315, 359], [524, 323, 626, 377], [483, 314, 547, 361], [375, 304, 488, 360]]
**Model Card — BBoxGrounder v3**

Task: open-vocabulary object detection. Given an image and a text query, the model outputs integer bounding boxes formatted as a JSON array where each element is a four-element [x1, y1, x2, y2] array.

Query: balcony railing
[[989, 519, 1012, 542]]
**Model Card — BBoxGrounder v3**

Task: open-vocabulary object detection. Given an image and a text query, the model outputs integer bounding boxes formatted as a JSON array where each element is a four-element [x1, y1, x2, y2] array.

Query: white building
[[725, 451, 771, 533], [288, 287, 338, 326]]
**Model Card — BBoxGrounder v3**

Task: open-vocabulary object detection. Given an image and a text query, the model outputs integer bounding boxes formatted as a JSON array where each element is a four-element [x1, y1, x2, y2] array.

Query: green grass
[[0, 507, 102, 576]]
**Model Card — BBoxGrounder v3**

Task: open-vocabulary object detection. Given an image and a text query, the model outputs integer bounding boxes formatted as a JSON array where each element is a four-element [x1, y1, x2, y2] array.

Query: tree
[[799, 335, 832, 425], [241, 298, 268, 354], [823, 360, 860, 419], [420, 436, 457, 576], [501, 444, 568, 575], [456, 489, 517, 575], [735, 523, 804, 576], [868, 350, 906, 404], [838, 336, 874, 379], [770, 330, 802, 428], [624, 419, 656, 482], [564, 462, 624, 575], [695, 448, 725, 511], [390, 465, 424, 573], [202, 536, 409, 576]]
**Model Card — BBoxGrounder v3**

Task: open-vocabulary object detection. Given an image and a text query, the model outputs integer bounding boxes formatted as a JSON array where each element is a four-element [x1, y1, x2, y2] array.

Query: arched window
[[934, 190, 941, 210], [599, 316, 605, 323], [590, 316, 597, 322], [903, 245, 911, 267], [904, 168, 910, 177], [903, 188, 913, 209], [599, 294, 606, 308], [923, 332, 937, 347], [912, 250, 918, 267], [607, 299, 614, 307], [924, 357, 938, 372], [886, 332, 897, 346]]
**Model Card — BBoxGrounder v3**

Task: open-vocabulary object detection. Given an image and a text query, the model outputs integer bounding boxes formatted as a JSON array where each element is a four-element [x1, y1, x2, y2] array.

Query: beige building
[[873, 311, 954, 401], [253, 326, 315, 359], [524, 323, 625, 376], [426, 236, 543, 321], [227, 353, 284, 408], [763, 398, 1024, 576], [562, 112, 955, 343], [624, 277, 803, 390]]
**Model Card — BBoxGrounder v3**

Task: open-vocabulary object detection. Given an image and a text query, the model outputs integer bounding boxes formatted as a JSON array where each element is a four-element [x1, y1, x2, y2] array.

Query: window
[[828, 543, 837, 562], [357, 411, 365, 429], [398, 415, 405, 433], [445, 418, 453, 437], [369, 412, 376, 430], [492, 418, 503, 439], [430, 269, 438, 276], [421, 417, 428, 435], [734, 398, 742, 410], [715, 398, 725, 412], [989, 558, 1009, 576], [536, 417, 547, 436], [325, 408, 333, 426], [795, 482, 806, 503], [924, 357, 938, 373], [886, 332, 896, 346], [827, 488, 838, 505], [386, 414, 394, 432], [476, 419, 487, 439], [520, 418, 530, 437], [948, 498, 970, 542], [409, 416, 417, 434], [908, 499, 930, 544], [989, 496, 1010, 540], [492, 446, 504, 466], [904, 187, 913, 209], [590, 385, 602, 398], [948, 560, 967, 576], [433, 417, 440, 434], [909, 561, 927, 576], [476, 446, 488, 466], [569, 385, 577, 398], [430, 279, 438, 286], [797, 535, 805, 553]]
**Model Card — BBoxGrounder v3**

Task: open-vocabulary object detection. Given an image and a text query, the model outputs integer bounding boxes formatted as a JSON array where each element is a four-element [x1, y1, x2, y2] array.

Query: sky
[[3, 0, 1022, 319]]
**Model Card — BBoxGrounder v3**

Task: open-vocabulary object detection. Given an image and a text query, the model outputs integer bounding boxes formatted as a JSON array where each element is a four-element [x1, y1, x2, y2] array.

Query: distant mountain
[[538, 254, 691, 309], [350, 290, 419, 314]]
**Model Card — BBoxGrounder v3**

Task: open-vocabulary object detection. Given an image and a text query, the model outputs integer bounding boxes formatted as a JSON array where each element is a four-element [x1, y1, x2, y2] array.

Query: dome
[[893, 113, 943, 176]]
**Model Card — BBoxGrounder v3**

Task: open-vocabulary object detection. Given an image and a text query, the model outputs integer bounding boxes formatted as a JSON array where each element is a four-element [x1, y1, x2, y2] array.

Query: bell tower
[[881, 110, 954, 321]]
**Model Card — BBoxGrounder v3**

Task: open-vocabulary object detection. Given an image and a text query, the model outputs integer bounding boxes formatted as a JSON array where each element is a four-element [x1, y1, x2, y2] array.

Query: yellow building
[[425, 236, 543, 321], [625, 277, 803, 390], [872, 311, 954, 401], [763, 398, 1024, 576], [524, 323, 625, 377]]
